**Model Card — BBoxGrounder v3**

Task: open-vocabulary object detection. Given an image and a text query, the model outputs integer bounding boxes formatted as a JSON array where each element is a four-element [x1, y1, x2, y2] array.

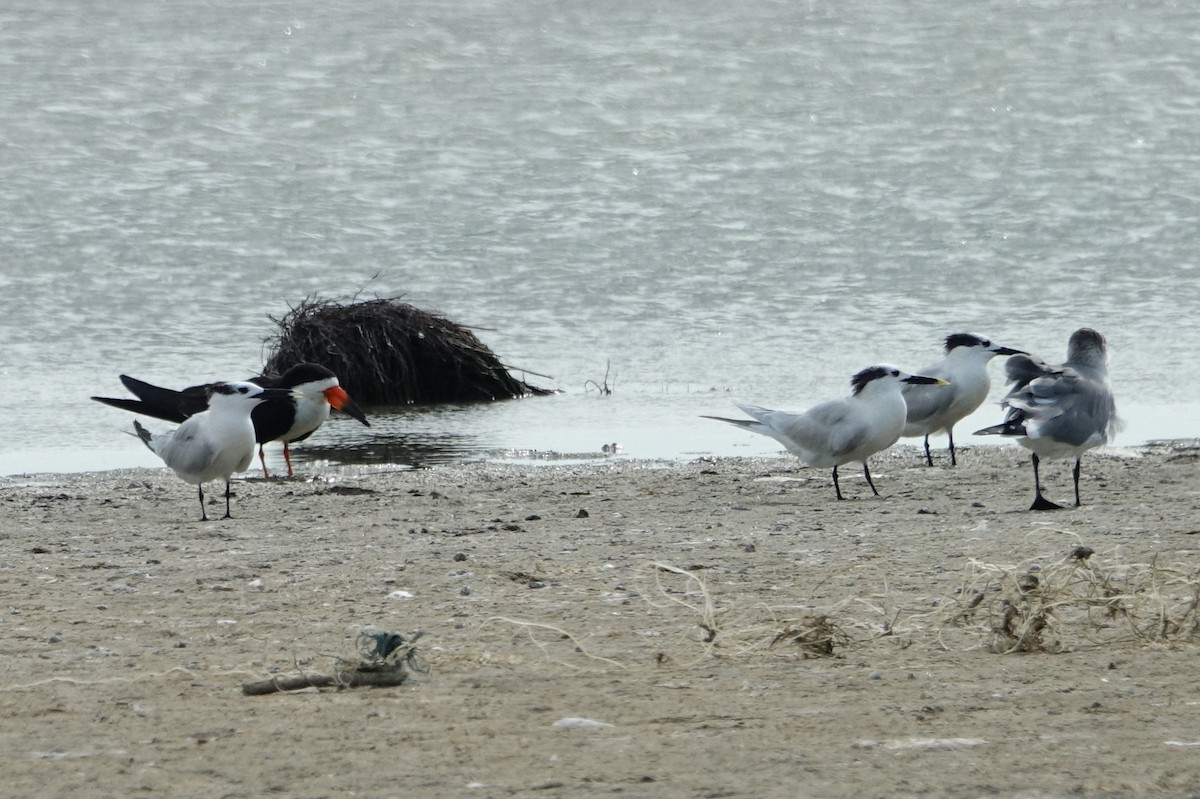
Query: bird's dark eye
[[982, 340, 991, 348], [891, 369, 899, 377], [238, 386, 249, 394]]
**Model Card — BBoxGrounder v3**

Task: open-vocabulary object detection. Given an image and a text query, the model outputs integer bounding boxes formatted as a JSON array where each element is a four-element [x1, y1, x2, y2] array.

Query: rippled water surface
[[2, 0, 1198, 475]]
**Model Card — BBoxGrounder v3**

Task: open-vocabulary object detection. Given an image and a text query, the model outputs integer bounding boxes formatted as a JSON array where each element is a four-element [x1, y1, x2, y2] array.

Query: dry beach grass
[[2, 442, 1199, 798]]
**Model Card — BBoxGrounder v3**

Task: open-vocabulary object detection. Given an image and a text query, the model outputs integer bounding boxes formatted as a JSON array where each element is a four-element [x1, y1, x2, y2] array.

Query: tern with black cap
[[131, 381, 298, 520], [902, 333, 1027, 466], [93, 363, 369, 477], [704, 365, 950, 500]]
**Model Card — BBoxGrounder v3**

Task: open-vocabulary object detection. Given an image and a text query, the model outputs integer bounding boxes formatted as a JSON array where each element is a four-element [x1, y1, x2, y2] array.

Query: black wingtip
[[93, 395, 151, 415], [973, 417, 1027, 437]]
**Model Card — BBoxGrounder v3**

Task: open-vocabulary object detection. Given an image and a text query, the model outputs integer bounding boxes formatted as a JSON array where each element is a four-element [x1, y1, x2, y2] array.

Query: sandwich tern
[[131, 381, 297, 520], [902, 333, 1026, 466], [93, 363, 369, 477], [704, 365, 949, 500]]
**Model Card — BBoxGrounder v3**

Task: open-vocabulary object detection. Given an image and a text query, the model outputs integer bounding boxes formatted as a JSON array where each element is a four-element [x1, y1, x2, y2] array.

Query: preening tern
[[975, 328, 1118, 510]]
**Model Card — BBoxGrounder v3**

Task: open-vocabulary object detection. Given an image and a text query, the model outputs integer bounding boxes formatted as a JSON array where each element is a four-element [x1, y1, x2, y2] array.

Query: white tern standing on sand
[[132, 381, 297, 520], [975, 328, 1119, 510], [704, 365, 949, 500], [94, 363, 369, 478], [902, 333, 1027, 466]]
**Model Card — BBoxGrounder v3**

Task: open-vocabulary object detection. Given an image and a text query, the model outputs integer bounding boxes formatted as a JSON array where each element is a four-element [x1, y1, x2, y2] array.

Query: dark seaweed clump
[[264, 297, 551, 405]]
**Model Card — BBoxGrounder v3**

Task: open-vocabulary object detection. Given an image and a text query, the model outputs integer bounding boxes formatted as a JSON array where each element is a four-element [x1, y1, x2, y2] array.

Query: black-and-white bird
[[974, 328, 1119, 510], [703, 365, 949, 500], [93, 363, 370, 477], [132, 381, 297, 520], [902, 333, 1027, 466]]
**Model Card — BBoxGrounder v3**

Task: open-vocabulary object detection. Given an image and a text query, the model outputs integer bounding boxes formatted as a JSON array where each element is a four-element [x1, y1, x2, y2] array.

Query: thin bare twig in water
[[584, 360, 615, 395]]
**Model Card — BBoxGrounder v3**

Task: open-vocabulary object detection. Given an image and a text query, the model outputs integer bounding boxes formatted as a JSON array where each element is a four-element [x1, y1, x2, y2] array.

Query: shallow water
[[2, 0, 1198, 475]]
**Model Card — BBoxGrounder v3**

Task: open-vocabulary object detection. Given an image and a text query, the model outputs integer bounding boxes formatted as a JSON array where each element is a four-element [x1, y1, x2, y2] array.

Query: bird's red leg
[[258, 445, 270, 479], [284, 443, 295, 477]]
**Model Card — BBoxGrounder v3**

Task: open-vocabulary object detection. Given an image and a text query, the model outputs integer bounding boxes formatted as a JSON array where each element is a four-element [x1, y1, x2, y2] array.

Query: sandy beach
[[2, 442, 1199, 799]]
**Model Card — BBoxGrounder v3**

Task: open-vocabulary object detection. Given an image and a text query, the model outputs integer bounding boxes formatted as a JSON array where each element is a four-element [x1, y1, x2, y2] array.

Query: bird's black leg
[[1072, 457, 1082, 507], [948, 429, 957, 467], [923, 435, 933, 467], [1029, 453, 1064, 511], [223, 479, 234, 519], [198, 485, 209, 522], [863, 461, 880, 496], [832, 466, 844, 500]]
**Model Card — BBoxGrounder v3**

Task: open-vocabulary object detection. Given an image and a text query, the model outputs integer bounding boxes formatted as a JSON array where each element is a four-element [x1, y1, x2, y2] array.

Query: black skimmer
[[975, 328, 1119, 510], [132, 381, 298, 520], [93, 363, 370, 477], [901, 333, 1027, 466], [704, 366, 949, 500]]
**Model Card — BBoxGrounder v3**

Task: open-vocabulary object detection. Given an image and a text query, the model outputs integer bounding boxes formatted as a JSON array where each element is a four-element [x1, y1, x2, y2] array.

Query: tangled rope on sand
[[241, 630, 426, 696]]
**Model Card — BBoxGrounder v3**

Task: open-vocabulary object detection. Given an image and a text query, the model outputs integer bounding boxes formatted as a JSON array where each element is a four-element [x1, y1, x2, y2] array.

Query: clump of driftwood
[[242, 631, 425, 696], [264, 297, 551, 405]]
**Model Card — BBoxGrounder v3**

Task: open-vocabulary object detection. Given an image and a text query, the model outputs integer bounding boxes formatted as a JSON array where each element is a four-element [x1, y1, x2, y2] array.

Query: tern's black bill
[[257, 387, 299, 401]]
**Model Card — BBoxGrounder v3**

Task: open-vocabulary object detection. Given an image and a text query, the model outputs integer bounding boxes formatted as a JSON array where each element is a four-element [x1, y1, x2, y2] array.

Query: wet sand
[[2, 442, 1199, 798]]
